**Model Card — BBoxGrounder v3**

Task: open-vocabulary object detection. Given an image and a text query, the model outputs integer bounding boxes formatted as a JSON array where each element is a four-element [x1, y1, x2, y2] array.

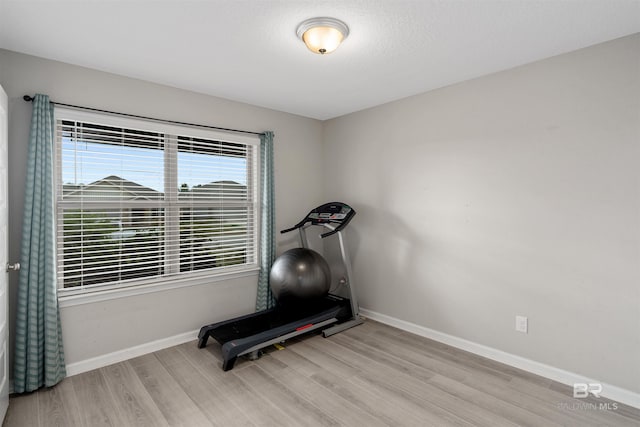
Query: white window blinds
[[55, 108, 259, 292]]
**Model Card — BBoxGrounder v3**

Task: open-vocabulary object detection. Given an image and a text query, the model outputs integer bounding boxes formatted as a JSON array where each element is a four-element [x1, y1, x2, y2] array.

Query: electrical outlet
[[515, 315, 528, 333]]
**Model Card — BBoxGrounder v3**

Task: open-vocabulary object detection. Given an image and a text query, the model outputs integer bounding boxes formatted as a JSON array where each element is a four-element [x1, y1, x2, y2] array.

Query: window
[[55, 108, 259, 295]]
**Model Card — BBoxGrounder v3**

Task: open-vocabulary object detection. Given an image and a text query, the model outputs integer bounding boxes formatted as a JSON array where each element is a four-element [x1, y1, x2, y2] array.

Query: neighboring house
[[62, 175, 248, 229], [63, 175, 161, 200], [62, 175, 162, 230], [63, 175, 246, 201], [179, 180, 249, 226]]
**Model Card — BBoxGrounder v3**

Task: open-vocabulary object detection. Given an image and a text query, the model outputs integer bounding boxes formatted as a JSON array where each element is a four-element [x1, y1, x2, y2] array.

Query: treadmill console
[[281, 202, 355, 238]]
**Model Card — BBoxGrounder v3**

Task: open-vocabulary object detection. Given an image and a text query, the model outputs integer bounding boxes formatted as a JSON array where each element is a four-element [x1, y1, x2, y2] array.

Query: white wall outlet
[[515, 315, 528, 333]]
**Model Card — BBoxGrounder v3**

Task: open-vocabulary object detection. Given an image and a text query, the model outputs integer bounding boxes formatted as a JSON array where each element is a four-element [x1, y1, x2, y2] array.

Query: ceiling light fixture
[[296, 17, 349, 55]]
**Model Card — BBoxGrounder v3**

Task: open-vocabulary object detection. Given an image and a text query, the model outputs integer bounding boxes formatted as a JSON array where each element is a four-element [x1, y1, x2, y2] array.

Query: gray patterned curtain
[[255, 131, 276, 311], [14, 94, 66, 393]]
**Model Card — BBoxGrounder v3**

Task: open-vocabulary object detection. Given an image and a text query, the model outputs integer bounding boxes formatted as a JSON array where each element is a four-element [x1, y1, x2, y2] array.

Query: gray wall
[[0, 49, 324, 366], [322, 34, 640, 392]]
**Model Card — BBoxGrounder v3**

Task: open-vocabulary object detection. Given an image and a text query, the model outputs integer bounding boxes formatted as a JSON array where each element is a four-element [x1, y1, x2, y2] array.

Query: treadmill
[[197, 202, 364, 371]]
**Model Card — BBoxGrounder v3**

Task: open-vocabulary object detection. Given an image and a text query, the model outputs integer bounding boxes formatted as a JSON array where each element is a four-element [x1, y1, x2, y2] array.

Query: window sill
[[58, 266, 260, 308]]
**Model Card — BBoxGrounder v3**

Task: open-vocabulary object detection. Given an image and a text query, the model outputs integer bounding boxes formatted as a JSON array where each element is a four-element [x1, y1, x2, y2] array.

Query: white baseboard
[[65, 329, 199, 377], [359, 308, 640, 409]]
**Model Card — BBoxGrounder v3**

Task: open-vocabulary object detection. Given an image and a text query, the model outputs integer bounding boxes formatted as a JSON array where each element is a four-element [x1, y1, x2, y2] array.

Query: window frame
[[54, 107, 261, 299]]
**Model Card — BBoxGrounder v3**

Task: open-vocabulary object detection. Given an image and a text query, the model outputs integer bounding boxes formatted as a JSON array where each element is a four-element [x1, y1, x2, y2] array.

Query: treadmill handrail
[[280, 219, 307, 234]]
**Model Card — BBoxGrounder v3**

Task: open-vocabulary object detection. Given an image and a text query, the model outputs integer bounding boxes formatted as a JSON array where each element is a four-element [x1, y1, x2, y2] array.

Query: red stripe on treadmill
[[296, 324, 314, 331]]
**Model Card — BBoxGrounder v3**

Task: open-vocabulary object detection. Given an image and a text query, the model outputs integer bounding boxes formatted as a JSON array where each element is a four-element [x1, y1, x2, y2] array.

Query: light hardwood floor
[[4, 320, 639, 426]]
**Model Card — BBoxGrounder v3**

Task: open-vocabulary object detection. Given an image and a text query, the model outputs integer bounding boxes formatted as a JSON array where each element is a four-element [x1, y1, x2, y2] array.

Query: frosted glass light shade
[[296, 17, 349, 55]]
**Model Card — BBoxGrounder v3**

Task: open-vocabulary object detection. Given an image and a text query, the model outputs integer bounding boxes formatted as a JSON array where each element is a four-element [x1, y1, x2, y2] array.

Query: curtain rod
[[23, 95, 264, 136]]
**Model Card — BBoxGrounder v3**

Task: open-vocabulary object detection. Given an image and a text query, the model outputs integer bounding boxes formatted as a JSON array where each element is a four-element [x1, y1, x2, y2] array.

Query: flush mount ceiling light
[[296, 17, 349, 55]]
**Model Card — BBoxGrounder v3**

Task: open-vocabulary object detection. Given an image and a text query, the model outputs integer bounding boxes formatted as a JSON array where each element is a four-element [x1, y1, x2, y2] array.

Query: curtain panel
[[256, 131, 276, 311], [13, 94, 66, 393]]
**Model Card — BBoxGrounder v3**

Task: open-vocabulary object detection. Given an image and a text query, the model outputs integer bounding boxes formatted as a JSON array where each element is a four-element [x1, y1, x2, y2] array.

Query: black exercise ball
[[270, 248, 331, 302]]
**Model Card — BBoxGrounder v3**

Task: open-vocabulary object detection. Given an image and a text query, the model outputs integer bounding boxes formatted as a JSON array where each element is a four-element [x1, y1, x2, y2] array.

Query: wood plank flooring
[[4, 320, 639, 426]]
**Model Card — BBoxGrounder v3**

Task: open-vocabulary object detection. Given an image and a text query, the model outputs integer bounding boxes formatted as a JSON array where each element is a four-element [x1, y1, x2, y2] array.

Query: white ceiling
[[1, 0, 639, 120]]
